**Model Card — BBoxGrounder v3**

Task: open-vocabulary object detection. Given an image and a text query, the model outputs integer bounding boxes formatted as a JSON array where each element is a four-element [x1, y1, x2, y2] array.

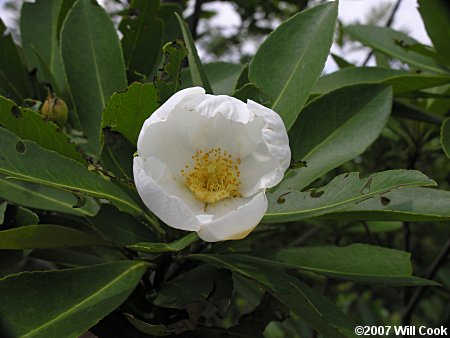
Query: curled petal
[[197, 191, 268, 242]]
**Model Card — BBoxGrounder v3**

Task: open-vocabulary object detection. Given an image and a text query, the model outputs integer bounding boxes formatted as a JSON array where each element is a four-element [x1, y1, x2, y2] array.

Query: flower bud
[[41, 95, 68, 128]]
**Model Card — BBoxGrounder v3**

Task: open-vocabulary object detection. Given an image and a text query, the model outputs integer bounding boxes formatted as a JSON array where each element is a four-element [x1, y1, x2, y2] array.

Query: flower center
[[181, 148, 241, 204]]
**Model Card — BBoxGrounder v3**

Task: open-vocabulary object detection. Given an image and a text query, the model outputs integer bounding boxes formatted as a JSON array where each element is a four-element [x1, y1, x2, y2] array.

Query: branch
[[362, 0, 403, 66]]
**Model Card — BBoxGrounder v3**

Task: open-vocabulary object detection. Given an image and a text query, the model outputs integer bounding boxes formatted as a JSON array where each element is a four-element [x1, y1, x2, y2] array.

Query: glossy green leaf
[[124, 313, 174, 336], [227, 244, 437, 285], [89, 204, 157, 246], [127, 232, 198, 253], [0, 19, 32, 102], [312, 67, 450, 96], [249, 2, 338, 129], [0, 175, 99, 217], [189, 254, 354, 338], [119, 0, 163, 76], [102, 82, 158, 146], [441, 118, 450, 158], [326, 187, 450, 222], [345, 25, 449, 74], [57, 0, 77, 41], [60, 0, 127, 157], [265, 170, 435, 223], [418, 0, 450, 63], [20, 0, 66, 92], [155, 40, 188, 103], [100, 131, 135, 181], [234, 63, 250, 91], [284, 84, 392, 191], [175, 13, 213, 93], [393, 100, 443, 125], [0, 127, 142, 217], [0, 261, 148, 337], [0, 224, 109, 249], [0, 95, 85, 163]]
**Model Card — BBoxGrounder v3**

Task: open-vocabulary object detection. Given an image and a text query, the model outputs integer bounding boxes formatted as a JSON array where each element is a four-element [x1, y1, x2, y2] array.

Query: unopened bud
[[41, 95, 68, 128]]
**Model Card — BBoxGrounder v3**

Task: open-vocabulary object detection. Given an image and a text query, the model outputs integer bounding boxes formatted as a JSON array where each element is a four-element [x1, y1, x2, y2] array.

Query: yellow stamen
[[181, 147, 241, 204]]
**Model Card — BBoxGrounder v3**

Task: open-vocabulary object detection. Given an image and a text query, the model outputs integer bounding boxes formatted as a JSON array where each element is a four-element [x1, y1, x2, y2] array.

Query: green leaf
[[0, 224, 109, 249], [326, 187, 450, 222], [0, 19, 32, 102], [20, 0, 66, 92], [265, 170, 436, 223], [155, 40, 188, 103], [189, 254, 354, 338], [60, 0, 127, 157], [102, 82, 159, 145], [0, 127, 142, 218], [345, 25, 449, 74], [127, 232, 198, 253], [119, 0, 163, 76], [175, 13, 213, 93], [89, 204, 157, 246], [100, 131, 135, 181], [393, 100, 443, 125], [0, 175, 99, 217], [233, 63, 250, 91], [232, 83, 271, 106], [159, 3, 182, 44], [154, 264, 217, 308], [0, 95, 85, 163], [284, 84, 392, 191], [249, 2, 338, 129], [0, 260, 148, 337], [13, 206, 39, 226], [124, 313, 173, 336], [441, 118, 450, 158], [226, 244, 437, 285], [418, 0, 450, 63], [203, 62, 241, 95], [312, 67, 450, 96]]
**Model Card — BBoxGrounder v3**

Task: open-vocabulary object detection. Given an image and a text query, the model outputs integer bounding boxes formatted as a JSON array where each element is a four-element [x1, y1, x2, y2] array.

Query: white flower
[[133, 87, 290, 242]]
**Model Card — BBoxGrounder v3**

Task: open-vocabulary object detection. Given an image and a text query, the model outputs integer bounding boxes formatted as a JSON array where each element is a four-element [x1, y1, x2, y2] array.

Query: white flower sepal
[[133, 87, 291, 242]]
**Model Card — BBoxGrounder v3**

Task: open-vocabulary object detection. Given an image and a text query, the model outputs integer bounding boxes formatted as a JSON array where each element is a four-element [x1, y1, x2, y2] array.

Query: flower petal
[[197, 191, 268, 242], [133, 157, 203, 231]]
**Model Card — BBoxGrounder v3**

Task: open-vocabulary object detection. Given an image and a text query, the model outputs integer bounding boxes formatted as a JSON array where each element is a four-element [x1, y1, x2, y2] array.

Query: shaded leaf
[[89, 204, 157, 246], [0, 95, 85, 163], [119, 0, 163, 76], [0, 175, 99, 217], [0, 261, 148, 337], [13, 206, 39, 226], [249, 2, 338, 129], [0, 201, 6, 225], [233, 83, 271, 106], [127, 232, 198, 253], [0, 224, 109, 249], [0, 19, 32, 102], [228, 244, 437, 285], [60, 0, 127, 157], [20, 0, 66, 92], [175, 13, 213, 93], [265, 170, 435, 223], [441, 117, 450, 158], [189, 254, 354, 338], [102, 82, 159, 145]]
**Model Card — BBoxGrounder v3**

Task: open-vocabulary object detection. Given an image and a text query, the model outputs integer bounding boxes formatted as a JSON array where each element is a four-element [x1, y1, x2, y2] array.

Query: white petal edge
[[244, 99, 291, 192], [197, 191, 268, 242], [133, 157, 201, 232]]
